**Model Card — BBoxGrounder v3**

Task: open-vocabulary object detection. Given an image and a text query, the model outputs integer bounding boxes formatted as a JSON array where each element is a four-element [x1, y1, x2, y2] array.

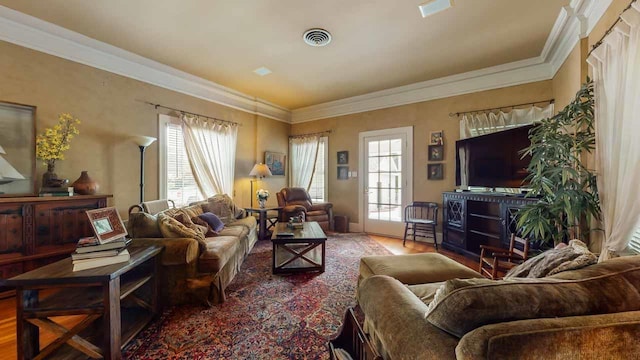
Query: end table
[[246, 207, 283, 240]]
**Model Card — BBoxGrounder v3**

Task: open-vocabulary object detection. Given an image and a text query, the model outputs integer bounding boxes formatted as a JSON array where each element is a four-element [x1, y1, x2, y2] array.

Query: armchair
[[276, 187, 333, 231]]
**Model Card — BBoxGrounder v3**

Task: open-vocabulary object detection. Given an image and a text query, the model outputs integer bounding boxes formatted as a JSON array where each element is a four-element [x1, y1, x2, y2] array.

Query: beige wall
[[0, 40, 289, 217], [292, 81, 553, 226]]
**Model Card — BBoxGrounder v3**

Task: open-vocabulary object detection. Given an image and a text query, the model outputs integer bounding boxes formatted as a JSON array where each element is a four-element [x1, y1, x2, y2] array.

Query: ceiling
[[0, 0, 570, 110]]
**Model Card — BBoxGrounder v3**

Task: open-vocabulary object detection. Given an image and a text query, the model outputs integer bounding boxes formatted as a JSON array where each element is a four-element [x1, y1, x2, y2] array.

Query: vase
[[42, 163, 68, 188], [72, 171, 99, 195], [258, 198, 267, 209]]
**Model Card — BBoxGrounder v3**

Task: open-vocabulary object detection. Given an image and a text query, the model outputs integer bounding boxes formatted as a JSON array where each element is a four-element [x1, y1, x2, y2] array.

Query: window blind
[[308, 137, 327, 203], [629, 223, 640, 254], [165, 122, 201, 207]]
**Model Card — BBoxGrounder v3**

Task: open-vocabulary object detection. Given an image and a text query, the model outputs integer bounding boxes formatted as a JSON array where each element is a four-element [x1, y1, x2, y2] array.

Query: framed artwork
[[265, 151, 286, 176], [428, 163, 444, 180], [428, 145, 444, 161], [86, 207, 127, 244], [337, 166, 349, 180], [429, 130, 444, 145], [0, 101, 36, 197], [337, 151, 349, 165]]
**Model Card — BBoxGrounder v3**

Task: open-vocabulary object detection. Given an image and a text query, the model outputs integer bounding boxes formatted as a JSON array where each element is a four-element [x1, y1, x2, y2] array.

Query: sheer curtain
[[182, 114, 238, 197], [587, 3, 640, 261], [460, 104, 554, 139], [289, 135, 319, 189]]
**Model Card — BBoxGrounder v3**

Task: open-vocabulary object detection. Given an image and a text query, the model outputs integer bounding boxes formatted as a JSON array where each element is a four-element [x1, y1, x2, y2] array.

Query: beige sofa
[[127, 195, 257, 306], [357, 253, 640, 359]]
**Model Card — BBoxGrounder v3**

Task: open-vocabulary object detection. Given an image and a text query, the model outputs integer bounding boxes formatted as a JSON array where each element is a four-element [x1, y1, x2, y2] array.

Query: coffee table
[[271, 221, 327, 274]]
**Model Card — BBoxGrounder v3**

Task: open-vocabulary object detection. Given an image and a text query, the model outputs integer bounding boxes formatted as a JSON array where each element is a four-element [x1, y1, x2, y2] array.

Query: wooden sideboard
[[0, 195, 112, 297], [442, 192, 537, 260]]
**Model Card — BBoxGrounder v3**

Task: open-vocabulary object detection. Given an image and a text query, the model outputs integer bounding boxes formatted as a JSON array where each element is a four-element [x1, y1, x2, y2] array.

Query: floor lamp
[[249, 163, 272, 207], [132, 136, 157, 203]]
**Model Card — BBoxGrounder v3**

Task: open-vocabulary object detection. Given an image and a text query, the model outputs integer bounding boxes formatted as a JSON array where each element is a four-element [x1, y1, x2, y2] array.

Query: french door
[[359, 127, 413, 237]]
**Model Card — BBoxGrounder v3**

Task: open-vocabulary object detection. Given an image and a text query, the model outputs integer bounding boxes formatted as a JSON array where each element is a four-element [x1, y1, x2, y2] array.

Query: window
[[308, 137, 328, 203], [629, 223, 640, 254], [159, 115, 202, 207]]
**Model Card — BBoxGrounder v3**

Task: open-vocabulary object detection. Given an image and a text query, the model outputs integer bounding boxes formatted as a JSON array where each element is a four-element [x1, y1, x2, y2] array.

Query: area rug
[[123, 233, 391, 359]]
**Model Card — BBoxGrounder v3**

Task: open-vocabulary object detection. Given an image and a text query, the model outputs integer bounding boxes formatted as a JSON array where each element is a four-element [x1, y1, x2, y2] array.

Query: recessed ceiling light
[[418, 0, 453, 18], [253, 67, 272, 76]]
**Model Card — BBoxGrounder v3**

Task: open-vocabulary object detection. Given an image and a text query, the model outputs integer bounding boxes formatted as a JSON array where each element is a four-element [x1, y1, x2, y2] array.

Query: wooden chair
[[479, 233, 530, 279], [403, 202, 438, 249]]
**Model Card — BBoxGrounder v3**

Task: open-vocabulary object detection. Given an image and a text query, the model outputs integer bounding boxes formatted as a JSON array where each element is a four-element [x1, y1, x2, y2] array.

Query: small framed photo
[[337, 166, 349, 180], [429, 130, 444, 145], [265, 151, 286, 176], [86, 207, 127, 244], [427, 163, 444, 180], [337, 151, 349, 165], [428, 145, 444, 161]]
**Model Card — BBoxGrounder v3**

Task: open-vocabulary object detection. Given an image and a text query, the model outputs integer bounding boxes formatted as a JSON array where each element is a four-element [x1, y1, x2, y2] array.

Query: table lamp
[[132, 135, 157, 203], [249, 163, 272, 207]]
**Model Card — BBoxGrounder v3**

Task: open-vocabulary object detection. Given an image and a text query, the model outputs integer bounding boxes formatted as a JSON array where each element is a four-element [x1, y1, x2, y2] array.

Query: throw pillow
[[126, 212, 161, 238], [173, 212, 208, 239], [203, 195, 235, 225], [191, 216, 219, 237], [158, 213, 203, 241], [505, 239, 597, 278], [199, 212, 225, 232]]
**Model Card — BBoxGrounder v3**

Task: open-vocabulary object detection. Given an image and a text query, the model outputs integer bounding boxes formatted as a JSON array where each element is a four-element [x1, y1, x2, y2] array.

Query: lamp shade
[[249, 163, 272, 178], [132, 135, 157, 147]]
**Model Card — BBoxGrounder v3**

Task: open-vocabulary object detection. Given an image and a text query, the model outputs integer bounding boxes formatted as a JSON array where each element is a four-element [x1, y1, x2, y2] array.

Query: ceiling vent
[[303, 28, 332, 47]]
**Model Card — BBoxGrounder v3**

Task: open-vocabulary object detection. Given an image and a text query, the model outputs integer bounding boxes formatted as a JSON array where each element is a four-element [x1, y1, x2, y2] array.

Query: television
[[455, 125, 534, 189]]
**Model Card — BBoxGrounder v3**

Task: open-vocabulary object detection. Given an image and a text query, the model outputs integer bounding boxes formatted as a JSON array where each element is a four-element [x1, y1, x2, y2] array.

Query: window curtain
[[181, 114, 238, 197], [460, 104, 554, 139], [289, 135, 319, 189], [587, 3, 640, 261]]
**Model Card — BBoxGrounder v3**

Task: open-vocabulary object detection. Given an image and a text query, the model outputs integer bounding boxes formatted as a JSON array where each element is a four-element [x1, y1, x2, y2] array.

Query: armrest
[[282, 204, 307, 214], [132, 237, 199, 266], [310, 202, 333, 212], [479, 245, 510, 254], [456, 311, 640, 360]]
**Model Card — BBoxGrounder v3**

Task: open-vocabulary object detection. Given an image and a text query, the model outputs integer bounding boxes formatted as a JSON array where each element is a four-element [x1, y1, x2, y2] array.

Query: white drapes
[[460, 104, 555, 139], [587, 3, 640, 261], [289, 135, 319, 189], [182, 114, 238, 197]]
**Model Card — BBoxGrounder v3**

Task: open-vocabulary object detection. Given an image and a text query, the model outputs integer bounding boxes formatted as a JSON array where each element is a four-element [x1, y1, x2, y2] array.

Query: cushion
[[425, 262, 640, 338], [191, 216, 219, 237], [198, 236, 239, 273], [158, 213, 204, 242], [199, 212, 225, 232], [505, 239, 597, 278], [203, 195, 236, 224], [126, 212, 162, 238], [173, 212, 208, 238]]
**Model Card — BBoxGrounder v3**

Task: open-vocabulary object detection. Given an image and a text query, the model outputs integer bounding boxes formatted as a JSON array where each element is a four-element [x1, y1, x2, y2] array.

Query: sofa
[[276, 187, 333, 230], [127, 194, 257, 306], [357, 253, 640, 359]]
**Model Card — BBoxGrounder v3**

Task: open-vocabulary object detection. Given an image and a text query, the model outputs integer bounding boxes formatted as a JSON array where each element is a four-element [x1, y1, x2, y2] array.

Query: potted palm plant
[[517, 80, 601, 246]]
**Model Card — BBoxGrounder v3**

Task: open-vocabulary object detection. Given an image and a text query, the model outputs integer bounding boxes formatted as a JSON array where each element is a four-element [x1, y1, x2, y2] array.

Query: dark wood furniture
[[329, 306, 381, 360], [403, 202, 438, 249], [0, 195, 112, 298], [271, 221, 327, 274], [1, 245, 162, 360], [276, 187, 334, 231], [245, 207, 282, 240], [442, 192, 536, 260], [479, 233, 530, 279]]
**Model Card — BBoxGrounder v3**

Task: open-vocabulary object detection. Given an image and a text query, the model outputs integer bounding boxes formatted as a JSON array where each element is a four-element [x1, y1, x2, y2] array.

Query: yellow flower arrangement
[[36, 113, 81, 167]]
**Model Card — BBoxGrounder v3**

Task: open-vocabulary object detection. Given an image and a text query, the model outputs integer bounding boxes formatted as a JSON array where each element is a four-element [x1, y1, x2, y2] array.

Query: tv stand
[[442, 192, 537, 260]]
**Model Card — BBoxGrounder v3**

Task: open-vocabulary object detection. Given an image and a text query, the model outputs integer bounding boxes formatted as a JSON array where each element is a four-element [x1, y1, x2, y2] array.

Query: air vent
[[303, 28, 332, 47]]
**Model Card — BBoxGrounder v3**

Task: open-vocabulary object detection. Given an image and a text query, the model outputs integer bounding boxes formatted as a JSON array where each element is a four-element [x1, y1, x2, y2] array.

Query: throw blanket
[[505, 240, 597, 278]]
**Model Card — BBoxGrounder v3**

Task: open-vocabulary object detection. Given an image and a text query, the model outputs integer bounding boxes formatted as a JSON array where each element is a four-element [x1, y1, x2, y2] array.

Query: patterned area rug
[[124, 233, 391, 359]]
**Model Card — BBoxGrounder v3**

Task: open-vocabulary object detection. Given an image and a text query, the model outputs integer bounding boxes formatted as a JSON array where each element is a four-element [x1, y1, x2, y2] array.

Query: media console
[[442, 191, 537, 260]]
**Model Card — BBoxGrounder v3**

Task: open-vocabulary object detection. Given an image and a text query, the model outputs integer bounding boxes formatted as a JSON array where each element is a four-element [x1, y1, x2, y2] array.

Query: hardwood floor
[[0, 235, 478, 359]]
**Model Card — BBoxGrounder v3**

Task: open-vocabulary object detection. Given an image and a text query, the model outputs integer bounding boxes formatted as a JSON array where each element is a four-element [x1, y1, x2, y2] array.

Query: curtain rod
[[449, 99, 555, 117], [588, 0, 637, 57], [144, 101, 240, 126], [289, 130, 332, 138]]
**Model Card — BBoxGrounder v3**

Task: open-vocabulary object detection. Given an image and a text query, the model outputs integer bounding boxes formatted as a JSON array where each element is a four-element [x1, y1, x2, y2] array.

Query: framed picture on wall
[[428, 145, 444, 161], [337, 166, 349, 180], [265, 151, 286, 176], [429, 130, 444, 145], [427, 163, 444, 180], [0, 101, 36, 197], [337, 151, 349, 164]]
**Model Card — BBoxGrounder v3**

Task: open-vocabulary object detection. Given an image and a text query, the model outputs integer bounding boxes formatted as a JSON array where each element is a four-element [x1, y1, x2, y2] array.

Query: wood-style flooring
[[0, 236, 478, 359]]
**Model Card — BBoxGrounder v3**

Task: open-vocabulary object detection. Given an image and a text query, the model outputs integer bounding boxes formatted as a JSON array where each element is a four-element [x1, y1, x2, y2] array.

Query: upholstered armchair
[[276, 187, 333, 231]]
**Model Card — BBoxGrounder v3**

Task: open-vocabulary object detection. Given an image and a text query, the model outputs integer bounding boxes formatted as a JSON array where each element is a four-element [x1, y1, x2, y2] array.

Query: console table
[[246, 207, 282, 240], [2, 245, 162, 360]]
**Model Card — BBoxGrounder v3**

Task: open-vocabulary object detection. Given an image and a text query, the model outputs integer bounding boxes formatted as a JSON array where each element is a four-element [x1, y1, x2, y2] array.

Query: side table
[[246, 207, 282, 240], [1, 245, 162, 360]]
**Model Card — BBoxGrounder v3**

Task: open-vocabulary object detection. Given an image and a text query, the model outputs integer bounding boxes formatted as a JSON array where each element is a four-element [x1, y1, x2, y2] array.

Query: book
[[71, 247, 126, 260], [39, 192, 73, 197], [39, 187, 74, 197], [72, 249, 130, 271], [276, 232, 295, 237], [75, 237, 130, 253]]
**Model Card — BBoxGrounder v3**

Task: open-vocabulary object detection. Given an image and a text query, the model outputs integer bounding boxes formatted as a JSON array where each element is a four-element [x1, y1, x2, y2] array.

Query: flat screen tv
[[455, 125, 534, 188]]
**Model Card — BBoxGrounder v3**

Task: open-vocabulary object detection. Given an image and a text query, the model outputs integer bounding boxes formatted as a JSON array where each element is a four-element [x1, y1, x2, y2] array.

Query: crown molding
[[0, 6, 291, 123]]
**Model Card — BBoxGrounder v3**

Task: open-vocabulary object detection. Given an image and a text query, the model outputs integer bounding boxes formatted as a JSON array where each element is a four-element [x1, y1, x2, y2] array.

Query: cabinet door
[[0, 203, 25, 285], [34, 200, 98, 252], [445, 198, 465, 230]]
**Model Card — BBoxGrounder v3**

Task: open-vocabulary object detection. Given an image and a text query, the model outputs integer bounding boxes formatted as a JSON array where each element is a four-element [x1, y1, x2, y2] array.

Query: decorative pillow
[[202, 195, 235, 224], [199, 212, 225, 232], [172, 212, 208, 239], [191, 216, 219, 237], [126, 212, 161, 238], [505, 239, 597, 278], [157, 213, 203, 241]]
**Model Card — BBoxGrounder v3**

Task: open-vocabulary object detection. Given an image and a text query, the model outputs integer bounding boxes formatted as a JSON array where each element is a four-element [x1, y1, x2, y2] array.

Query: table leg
[[258, 212, 267, 240], [103, 278, 121, 360], [17, 288, 39, 359]]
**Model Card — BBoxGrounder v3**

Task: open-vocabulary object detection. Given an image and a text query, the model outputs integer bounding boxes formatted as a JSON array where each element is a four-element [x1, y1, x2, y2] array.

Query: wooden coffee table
[[271, 221, 327, 274]]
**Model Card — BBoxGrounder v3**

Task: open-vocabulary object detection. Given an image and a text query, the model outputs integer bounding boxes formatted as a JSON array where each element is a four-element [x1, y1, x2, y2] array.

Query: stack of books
[[72, 236, 131, 271], [39, 186, 74, 197]]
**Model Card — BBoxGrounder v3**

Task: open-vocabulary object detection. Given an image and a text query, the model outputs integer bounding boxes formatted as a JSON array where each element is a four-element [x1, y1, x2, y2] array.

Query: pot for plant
[[72, 171, 99, 195]]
